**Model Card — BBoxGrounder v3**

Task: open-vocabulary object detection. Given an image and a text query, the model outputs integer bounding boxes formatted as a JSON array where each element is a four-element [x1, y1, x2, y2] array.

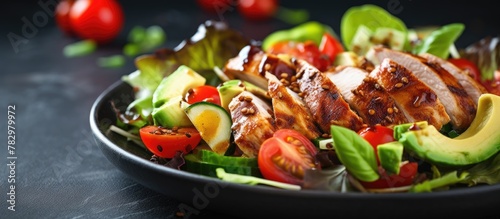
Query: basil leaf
[[330, 125, 379, 182], [413, 23, 465, 59]]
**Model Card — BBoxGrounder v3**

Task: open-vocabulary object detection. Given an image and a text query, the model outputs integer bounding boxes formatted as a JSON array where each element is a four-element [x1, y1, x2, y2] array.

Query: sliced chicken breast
[[224, 45, 296, 89], [369, 58, 450, 130], [420, 53, 487, 104], [373, 47, 476, 131], [327, 66, 408, 127], [229, 91, 276, 157], [294, 59, 365, 133], [266, 73, 322, 139]]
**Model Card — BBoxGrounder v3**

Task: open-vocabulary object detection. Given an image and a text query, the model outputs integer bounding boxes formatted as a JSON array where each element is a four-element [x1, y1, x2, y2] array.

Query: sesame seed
[[401, 77, 409, 83], [280, 73, 288, 78], [368, 109, 375, 115], [387, 108, 394, 114], [395, 83, 403, 88]]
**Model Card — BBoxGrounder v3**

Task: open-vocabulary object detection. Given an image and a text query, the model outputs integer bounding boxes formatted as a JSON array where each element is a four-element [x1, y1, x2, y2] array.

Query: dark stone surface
[[1, 1, 498, 218]]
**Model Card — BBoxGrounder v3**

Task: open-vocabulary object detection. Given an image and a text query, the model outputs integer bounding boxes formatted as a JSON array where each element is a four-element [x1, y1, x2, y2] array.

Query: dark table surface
[[1, 1, 499, 218]]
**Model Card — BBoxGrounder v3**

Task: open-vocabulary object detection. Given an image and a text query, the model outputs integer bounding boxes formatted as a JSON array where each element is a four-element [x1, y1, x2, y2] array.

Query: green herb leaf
[[461, 152, 500, 185], [63, 39, 97, 57], [261, 21, 330, 51], [97, 55, 126, 68], [330, 125, 379, 182], [413, 23, 465, 59], [340, 4, 407, 50]]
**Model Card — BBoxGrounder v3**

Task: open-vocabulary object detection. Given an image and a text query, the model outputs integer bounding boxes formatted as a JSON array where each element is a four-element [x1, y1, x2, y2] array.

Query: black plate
[[90, 80, 500, 219]]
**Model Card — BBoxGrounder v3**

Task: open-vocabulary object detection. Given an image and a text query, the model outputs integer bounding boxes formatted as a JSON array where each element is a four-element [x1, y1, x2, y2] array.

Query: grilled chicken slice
[[229, 91, 276, 157], [266, 73, 321, 139], [224, 45, 296, 89], [327, 66, 408, 127], [369, 58, 450, 130], [294, 59, 365, 133], [372, 47, 476, 131], [420, 53, 487, 104]]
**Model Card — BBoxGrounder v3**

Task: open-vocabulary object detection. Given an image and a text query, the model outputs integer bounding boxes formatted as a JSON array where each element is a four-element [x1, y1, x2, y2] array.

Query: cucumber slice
[[183, 149, 261, 177], [185, 102, 232, 154], [312, 137, 335, 150]]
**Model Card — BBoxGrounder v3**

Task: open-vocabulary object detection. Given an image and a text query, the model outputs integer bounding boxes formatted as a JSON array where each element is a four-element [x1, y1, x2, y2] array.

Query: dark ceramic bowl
[[90, 80, 500, 219]]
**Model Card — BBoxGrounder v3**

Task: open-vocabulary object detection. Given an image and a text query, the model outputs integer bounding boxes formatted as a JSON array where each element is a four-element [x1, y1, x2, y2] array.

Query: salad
[[108, 4, 500, 193]]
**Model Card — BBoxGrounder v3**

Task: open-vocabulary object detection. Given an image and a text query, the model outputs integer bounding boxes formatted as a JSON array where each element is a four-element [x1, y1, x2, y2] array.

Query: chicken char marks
[[373, 47, 476, 131], [229, 91, 276, 157], [294, 59, 365, 133], [266, 72, 322, 139], [327, 66, 408, 127], [370, 58, 450, 130]]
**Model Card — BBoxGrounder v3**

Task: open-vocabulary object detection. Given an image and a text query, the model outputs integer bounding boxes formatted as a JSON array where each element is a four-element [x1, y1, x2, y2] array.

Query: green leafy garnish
[[461, 152, 500, 185], [124, 25, 167, 57], [410, 171, 469, 193], [330, 125, 379, 182], [97, 55, 126, 68], [63, 39, 97, 57], [216, 168, 301, 190], [340, 4, 407, 50], [413, 23, 465, 59], [261, 21, 332, 51]]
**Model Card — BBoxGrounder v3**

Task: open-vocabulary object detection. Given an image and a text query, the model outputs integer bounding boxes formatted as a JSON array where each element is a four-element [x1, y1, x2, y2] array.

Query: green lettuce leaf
[[413, 23, 465, 59], [461, 152, 500, 186]]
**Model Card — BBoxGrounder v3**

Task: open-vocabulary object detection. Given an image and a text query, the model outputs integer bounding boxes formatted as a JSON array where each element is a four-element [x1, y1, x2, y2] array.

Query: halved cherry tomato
[[268, 40, 331, 71], [139, 126, 202, 159], [237, 0, 279, 21], [196, 0, 235, 14], [55, 0, 76, 36], [185, 85, 222, 106], [258, 129, 320, 185], [69, 0, 124, 44], [448, 58, 481, 82], [319, 32, 344, 63], [357, 125, 395, 163], [359, 162, 418, 189]]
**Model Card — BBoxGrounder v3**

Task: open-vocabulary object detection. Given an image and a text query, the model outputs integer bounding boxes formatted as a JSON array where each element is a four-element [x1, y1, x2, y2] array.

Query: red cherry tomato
[[185, 85, 222, 106], [481, 79, 500, 96], [69, 0, 124, 44], [448, 58, 481, 82], [55, 0, 76, 36], [319, 32, 344, 63], [258, 129, 320, 185], [268, 40, 331, 71], [197, 0, 236, 14], [139, 126, 202, 159], [237, 0, 279, 21], [359, 162, 418, 189], [357, 125, 395, 164]]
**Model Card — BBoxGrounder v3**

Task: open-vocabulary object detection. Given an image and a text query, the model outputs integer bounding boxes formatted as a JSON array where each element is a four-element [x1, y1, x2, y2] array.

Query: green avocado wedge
[[396, 94, 500, 167]]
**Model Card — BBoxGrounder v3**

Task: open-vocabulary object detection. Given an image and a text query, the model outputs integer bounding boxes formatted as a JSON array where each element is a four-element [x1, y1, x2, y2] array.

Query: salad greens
[[330, 125, 379, 182], [110, 4, 500, 194]]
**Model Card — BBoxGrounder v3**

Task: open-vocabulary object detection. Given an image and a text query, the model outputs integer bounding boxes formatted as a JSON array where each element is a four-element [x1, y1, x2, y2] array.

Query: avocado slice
[[217, 79, 269, 111], [396, 94, 500, 167], [152, 95, 193, 128], [377, 141, 403, 174], [152, 65, 206, 108]]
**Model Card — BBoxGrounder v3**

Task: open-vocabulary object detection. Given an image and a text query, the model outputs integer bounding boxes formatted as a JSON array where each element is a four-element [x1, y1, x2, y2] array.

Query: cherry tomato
[[268, 40, 331, 71], [55, 0, 76, 36], [258, 129, 320, 185], [197, 0, 236, 14], [357, 125, 395, 163], [237, 0, 279, 21], [319, 32, 344, 63], [359, 162, 418, 189], [481, 79, 500, 96], [185, 85, 222, 106], [139, 126, 202, 159], [69, 0, 124, 44], [448, 58, 481, 82]]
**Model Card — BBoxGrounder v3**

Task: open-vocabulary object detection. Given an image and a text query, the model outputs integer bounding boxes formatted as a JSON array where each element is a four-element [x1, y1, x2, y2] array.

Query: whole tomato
[[237, 0, 279, 21], [68, 0, 124, 44], [55, 0, 76, 36]]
